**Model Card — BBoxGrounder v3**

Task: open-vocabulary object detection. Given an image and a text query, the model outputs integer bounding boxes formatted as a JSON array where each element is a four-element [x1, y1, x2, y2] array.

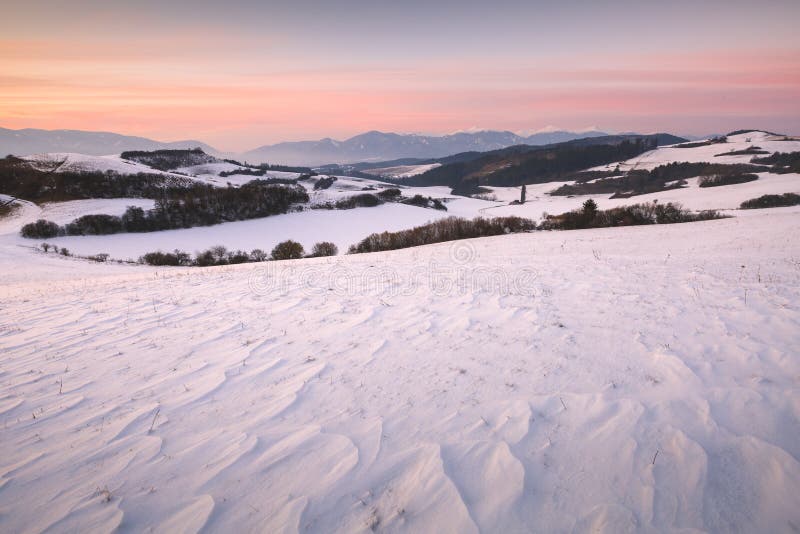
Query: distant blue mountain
[[242, 129, 610, 166], [0, 127, 218, 157]]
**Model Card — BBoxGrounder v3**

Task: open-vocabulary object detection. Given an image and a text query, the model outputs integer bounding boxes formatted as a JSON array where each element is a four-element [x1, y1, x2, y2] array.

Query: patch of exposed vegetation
[[540, 199, 724, 230], [673, 137, 727, 148], [348, 216, 536, 254], [137, 240, 337, 266], [0, 198, 19, 218], [400, 195, 447, 210], [751, 152, 800, 173], [313, 176, 337, 190], [219, 168, 267, 178], [714, 147, 769, 157], [120, 148, 215, 171], [698, 174, 758, 188], [740, 193, 800, 210]]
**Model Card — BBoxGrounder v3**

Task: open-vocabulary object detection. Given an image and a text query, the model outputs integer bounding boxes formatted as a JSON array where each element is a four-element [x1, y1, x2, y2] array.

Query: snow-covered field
[[1, 207, 799, 532], [13, 204, 451, 261]]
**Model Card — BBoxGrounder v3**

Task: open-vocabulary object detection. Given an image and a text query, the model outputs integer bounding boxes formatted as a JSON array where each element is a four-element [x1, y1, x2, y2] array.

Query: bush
[[227, 250, 250, 264], [140, 250, 191, 266], [740, 193, 800, 209], [271, 240, 305, 260], [348, 216, 536, 254], [138, 245, 297, 267], [335, 193, 382, 209], [21, 219, 61, 238], [209, 246, 228, 264], [308, 242, 338, 257], [698, 173, 758, 188], [540, 201, 723, 230], [401, 195, 447, 211], [377, 188, 402, 200], [194, 249, 218, 267], [65, 214, 124, 235], [314, 176, 337, 190], [250, 248, 268, 262]]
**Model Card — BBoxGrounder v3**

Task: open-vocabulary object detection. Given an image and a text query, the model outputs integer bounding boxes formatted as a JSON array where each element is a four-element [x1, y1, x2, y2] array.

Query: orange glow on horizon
[[1, 36, 798, 150]]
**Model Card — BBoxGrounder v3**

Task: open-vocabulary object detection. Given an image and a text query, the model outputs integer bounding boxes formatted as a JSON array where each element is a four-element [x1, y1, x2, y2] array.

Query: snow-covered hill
[[591, 130, 800, 171], [6, 129, 798, 260], [23, 152, 189, 178], [19, 152, 304, 188]]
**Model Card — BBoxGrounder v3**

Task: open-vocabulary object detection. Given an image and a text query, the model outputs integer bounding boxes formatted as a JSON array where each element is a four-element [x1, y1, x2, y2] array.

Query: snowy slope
[[483, 171, 800, 218], [0, 208, 798, 532], [20, 153, 280, 187], [22, 153, 186, 178], [591, 131, 800, 172]]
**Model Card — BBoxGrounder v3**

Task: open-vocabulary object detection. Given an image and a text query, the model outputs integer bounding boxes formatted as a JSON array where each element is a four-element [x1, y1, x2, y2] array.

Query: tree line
[[139, 241, 337, 266], [21, 181, 309, 238]]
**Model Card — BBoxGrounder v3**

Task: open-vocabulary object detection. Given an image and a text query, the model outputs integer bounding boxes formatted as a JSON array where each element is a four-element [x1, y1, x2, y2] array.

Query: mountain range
[[242, 130, 611, 166], [1, 127, 621, 166], [0, 128, 217, 158]]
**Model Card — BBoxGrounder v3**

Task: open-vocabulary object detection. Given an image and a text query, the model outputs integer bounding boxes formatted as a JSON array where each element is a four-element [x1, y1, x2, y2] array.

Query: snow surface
[[1, 207, 799, 532], [2, 132, 800, 531]]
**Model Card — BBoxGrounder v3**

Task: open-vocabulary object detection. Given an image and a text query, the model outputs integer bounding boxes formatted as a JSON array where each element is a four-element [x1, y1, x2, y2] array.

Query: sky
[[1, 0, 799, 151]]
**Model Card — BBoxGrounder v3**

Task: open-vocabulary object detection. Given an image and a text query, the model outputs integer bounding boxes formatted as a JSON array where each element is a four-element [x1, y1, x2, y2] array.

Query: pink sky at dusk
[[1, 1, 798, 150]]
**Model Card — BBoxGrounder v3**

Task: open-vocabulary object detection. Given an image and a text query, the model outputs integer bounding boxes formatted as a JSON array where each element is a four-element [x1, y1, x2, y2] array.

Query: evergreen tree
[[582, 199, 598, 217]]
